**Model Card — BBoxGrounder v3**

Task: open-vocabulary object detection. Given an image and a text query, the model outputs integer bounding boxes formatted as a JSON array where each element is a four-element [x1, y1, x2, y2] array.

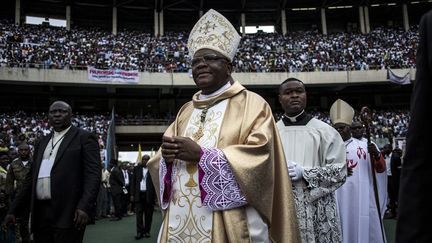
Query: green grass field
[[84, 210, 396, 243]]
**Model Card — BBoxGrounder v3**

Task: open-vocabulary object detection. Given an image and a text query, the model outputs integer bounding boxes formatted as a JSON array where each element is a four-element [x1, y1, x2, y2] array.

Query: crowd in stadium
[[0, 19, 418, 73], [0, 112, 110, 151], [0, 109, 409, 155]]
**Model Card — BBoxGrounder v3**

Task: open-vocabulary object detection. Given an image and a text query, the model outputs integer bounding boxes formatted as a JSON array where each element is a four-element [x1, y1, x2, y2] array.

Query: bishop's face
[[334, 123, 351, 141], [191, 49, 232, 95]]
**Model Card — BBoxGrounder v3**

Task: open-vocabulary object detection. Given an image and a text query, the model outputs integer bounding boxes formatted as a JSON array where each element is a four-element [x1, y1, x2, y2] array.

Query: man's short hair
[[279, 78, 305, 93]]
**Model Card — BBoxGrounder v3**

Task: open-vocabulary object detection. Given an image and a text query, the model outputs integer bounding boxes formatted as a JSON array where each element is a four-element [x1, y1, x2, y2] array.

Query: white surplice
[[277, 117, 346, 243]]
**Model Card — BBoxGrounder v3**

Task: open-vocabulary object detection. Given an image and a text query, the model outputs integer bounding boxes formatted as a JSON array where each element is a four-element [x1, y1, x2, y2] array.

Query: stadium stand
[[1, 0, 430, 150], [0, 21, 419, 72]]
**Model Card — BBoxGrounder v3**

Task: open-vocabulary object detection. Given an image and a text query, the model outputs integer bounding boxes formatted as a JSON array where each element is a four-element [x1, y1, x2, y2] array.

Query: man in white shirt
[[131, 154, 156, 239], [109, 161, 130, 221], [5, 101, 101, 243]]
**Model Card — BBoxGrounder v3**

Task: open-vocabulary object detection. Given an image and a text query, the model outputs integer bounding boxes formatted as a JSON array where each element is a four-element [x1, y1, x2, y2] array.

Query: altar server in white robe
[[277, 77, 347, 243], [332, 99, 387, 243], [147, 9, 301, 243]]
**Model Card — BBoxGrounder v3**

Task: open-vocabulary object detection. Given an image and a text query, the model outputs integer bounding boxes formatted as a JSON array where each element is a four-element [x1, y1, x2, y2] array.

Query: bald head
[[49, 101, 72, 113], [49, 101, 72, 132]]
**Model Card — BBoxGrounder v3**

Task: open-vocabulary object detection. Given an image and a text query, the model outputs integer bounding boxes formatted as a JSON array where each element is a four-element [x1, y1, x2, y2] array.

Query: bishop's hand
[[161, 136, 178, 163], [162, 136, 202, 164]]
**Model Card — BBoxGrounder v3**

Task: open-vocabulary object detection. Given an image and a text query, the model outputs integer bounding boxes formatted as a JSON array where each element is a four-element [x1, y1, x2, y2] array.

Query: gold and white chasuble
[[166, 99, 228, 242], [148, 81, 301, 243]]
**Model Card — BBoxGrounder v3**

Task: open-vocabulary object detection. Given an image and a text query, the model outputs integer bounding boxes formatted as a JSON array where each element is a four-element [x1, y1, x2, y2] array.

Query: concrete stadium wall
[[116, 125, 168, 134], [0, 67, 415, 86]]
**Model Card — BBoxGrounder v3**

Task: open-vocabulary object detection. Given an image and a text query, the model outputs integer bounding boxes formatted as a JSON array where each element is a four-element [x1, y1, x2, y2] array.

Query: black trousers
[[111, 193, 123, 219], [387, 175, 397, 213], [33, 199, 85, 243], [135, 191, 154, 234], [33, 227, 85, 243]]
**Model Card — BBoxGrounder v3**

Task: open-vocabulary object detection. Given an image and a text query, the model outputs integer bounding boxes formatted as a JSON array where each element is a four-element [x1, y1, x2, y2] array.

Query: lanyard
[[49, 134, 66, 157]]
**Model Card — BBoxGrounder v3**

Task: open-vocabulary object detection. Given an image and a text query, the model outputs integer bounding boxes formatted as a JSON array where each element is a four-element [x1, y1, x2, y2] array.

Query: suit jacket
[[396, 10, 432, 243], [109, 166, 130, 196], [130, 165, 155, 204], [9, 126, 101, 229]]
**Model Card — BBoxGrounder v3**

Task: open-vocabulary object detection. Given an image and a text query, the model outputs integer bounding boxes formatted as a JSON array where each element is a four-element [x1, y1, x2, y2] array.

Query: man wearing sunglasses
[[147, 9, 300, 243]]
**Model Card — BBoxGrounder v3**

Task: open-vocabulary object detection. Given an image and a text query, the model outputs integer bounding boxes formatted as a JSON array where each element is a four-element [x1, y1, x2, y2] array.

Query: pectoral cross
[[191, 107, 209, 141], [192, 126, 204, 141]]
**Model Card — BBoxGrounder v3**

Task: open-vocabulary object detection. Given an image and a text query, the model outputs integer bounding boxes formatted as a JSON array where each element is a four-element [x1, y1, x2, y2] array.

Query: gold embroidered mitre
[[330, 98, 355, 125], [187, 9, 241, 61]]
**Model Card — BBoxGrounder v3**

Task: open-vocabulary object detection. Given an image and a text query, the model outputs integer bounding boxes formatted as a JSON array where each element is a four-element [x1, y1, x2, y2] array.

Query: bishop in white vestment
[[331, 99, 387, 243], [148, 9, 300, 243]]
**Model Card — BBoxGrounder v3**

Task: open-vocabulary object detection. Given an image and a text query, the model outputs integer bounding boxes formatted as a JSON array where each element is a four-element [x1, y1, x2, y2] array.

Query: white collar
[[284, 110, 305, 122], [53, 126, 72, 138], [199, 81, 231, 100]]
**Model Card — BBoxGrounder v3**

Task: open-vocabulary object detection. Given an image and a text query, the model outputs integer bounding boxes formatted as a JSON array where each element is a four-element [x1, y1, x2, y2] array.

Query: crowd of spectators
[[0, 111, 110, 154], [1, 109, 409, 158], [0, 19, 418, 73]]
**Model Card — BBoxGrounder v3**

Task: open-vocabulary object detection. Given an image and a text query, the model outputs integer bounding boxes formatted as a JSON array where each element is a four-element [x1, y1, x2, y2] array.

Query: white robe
[[336, 138, 387, 243], [277, 118, 347, 243], [359, 138, 388, 217]]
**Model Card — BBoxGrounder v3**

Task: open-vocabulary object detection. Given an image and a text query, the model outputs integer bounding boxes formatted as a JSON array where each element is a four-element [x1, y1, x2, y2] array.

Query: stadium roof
[[3, 0, 431, 32]]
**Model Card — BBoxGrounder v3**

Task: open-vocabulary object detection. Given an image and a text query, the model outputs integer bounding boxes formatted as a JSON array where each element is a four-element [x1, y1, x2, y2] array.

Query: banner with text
[[88, 67, 139, 83]]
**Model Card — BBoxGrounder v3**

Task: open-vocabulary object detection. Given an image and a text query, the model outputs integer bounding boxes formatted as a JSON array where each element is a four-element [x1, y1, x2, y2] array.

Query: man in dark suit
[[4, 101, 101, 243], [131, 154, 156, 239], [396, 10, 432, 243], [109, 161, 130, 221]]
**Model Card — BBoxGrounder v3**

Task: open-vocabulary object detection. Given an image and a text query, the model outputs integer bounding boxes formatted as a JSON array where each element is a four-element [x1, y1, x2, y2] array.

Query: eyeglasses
[[351, 126, 364, 130], [191, 54, 228, 67]]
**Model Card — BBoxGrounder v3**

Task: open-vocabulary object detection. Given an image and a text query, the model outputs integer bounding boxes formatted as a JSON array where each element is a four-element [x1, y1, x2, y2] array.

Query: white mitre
[[330, 99, 355, 125], [187, 9, 241, 61]]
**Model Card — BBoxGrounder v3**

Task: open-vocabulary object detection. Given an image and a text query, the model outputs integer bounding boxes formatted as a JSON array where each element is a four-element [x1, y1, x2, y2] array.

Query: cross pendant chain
[[192, 107, 209, 141], [191, 98, 224, 142]]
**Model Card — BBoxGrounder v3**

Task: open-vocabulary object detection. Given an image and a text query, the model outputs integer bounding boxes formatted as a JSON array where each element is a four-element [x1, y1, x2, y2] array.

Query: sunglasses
[[191, 54, 228, 67]]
